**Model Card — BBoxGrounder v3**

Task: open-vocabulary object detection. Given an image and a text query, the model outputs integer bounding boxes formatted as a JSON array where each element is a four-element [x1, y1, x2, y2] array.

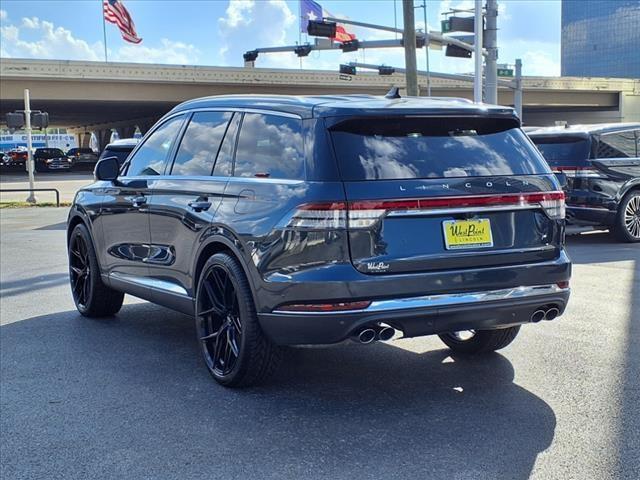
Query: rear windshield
[[530, 136, 591, 168], [330, 117, 549, 180]]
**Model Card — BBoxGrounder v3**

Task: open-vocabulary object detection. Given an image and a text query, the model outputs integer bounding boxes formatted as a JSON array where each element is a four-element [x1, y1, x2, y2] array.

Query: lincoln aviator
[[67, 94, 571, 387]]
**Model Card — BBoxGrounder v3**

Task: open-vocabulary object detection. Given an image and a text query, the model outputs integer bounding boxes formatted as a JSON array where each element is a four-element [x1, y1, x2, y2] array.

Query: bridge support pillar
[[117, 125, 136, 139], [95, 129, 112, 151]]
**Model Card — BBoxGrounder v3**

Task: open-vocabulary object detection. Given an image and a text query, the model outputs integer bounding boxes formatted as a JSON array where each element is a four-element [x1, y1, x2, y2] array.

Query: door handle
[[188, 199, 212, 212], [131, 195, 147, 208]]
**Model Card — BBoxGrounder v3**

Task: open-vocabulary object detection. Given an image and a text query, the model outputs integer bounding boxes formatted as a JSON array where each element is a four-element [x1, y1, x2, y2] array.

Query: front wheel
[[68, 223, 124, 317], [438, 326, 520, 354], [195, 253, 281, 387], [614, 191, 640, 243]]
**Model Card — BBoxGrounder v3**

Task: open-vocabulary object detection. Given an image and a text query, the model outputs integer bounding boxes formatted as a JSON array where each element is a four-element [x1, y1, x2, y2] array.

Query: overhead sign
[[498, 68, 514, 77], [441, 16, 475, 33]]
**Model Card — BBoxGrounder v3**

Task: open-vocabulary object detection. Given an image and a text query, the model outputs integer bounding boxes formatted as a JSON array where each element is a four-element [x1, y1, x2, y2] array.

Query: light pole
[[415, 0, 431, 96], [474, 0, 483, 102], [484, 0, 499, 104], [23, 89, 37, 204], [402, 0, 419, 96]]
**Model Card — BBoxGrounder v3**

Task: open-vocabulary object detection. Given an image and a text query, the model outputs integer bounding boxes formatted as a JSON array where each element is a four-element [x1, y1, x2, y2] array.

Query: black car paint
[[69, 95, 571, 345], [528, 124, 640, 228]]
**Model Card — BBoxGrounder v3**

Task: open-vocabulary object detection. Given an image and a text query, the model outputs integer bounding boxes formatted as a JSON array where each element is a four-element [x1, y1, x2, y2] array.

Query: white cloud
[[113, 38, 200, 65], [0, 9, 8, 21], [217, 0, 296, 66], [0, 15, 199, 65], [521, 49, 560, 76], [0, 17, 101, 60]]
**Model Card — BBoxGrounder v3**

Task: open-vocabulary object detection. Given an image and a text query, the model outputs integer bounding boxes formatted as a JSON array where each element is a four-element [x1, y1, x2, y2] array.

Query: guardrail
[[0, 188, 61, 207]]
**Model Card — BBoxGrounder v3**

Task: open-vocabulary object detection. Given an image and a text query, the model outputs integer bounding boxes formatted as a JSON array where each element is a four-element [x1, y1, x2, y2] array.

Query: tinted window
[[126, 115, 184, 176], [332, 117, 549, 180], [596, 130, 638, 158], [35, 148, 64, 158], [171, 111, 232, 176], [234, 113, 304, 180], [530, 136, 591, 168], [212, 113, 240, 177]]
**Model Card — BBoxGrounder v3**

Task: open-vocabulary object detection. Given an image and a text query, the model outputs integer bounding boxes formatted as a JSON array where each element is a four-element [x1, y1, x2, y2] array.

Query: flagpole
[[101, 1, 108, 62], [298, 0, 303, 69]]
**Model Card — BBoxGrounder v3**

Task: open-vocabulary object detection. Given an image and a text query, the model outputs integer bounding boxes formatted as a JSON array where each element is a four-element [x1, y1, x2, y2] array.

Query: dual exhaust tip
[[531, 307, 560, 323], [354, 325, 395, 344]]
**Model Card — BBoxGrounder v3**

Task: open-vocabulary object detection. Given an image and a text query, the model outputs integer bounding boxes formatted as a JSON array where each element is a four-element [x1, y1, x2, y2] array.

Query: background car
[[528, 123, 640, 242], [34, 147, 72, 172], [67, 147, 98, 170], [98, 138, 139, 167], [2, 148, 29, 170]]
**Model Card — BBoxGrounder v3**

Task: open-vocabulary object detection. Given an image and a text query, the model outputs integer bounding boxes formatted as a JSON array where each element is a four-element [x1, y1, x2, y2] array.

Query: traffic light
[[5, 112, 25, 130], [445, 44, 472, 58], [294, 45, 312, 57], [339, 64, 356, 75], [32, 112, 49, 129], [340, 40, 359, 53], [243, 50, 259, 62]]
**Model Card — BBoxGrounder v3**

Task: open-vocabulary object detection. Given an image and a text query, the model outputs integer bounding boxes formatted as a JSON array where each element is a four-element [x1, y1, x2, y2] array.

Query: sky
[[0, 0, 562, 76]]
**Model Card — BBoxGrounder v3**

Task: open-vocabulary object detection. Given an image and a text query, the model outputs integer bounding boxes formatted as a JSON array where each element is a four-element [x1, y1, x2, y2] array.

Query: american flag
[[103, 0, 142, 44]]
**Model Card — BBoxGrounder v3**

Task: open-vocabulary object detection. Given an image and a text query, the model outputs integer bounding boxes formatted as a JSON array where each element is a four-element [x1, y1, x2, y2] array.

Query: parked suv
[[528, 124, 640, 242], [67, 147, 99, 170], [34, 148, 72, 172], [67, 94, 571, 387], [98, 138, 139, 167]]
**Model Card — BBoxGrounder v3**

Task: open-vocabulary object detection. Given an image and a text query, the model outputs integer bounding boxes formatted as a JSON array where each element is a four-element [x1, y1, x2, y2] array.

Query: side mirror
[[95, 156, 120, 182]]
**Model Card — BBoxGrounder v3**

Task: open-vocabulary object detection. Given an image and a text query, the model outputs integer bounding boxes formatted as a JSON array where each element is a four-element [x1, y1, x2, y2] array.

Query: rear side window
[[126, 115, 185, 176], [596, 130, 638, 158], [171, 111, 232, 176], [234, 113, 304, 180], [331, 117, 549, 180], [530, 136, 591, 168]]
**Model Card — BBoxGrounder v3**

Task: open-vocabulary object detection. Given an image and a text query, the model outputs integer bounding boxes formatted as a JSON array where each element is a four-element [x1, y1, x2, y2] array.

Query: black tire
[[438, 326, 521, 354], [195, 253, 281, 387], [613, 190, 640, 243], [68, 223, 124, 317]]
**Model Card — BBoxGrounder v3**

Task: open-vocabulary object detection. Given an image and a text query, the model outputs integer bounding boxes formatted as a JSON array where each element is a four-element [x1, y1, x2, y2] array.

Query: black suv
[[67, 94, 571, 387], [34, 148, 72, 172], [528, 124, 640, 242]]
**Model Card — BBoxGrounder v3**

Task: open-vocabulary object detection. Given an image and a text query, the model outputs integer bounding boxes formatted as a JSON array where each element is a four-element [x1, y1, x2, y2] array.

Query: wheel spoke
[[227, 328, 239, 357], [203, 276, 226, 315], [200, 322, 228, 342]]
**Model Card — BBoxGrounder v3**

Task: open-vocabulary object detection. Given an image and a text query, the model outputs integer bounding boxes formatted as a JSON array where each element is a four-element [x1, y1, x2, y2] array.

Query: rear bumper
[[259, 284, 570, 345]]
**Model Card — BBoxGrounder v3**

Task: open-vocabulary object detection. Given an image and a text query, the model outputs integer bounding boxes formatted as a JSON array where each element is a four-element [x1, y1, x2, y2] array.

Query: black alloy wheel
[[195, 253, 281, 387], [69, 232, 91, 309], [68, 223, 124, 317], [197, 264, 243, 377]]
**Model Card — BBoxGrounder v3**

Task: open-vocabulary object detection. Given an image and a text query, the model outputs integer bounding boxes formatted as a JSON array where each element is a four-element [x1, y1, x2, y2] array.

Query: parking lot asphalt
[[1, 207, 638, 480], [0, 170, 93, 203]]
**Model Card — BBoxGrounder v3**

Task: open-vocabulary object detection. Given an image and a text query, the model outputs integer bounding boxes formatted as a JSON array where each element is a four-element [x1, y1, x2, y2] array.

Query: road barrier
[[0, 188, 61, 207]]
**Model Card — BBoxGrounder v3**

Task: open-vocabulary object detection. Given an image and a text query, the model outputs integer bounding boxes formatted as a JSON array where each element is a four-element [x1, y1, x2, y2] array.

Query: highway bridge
[[1, 58, 639, 149]]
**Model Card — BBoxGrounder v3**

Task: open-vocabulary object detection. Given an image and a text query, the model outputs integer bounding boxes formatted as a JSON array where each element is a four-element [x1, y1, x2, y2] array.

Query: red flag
[[103, 0, 142, 44], [333, 25, 356, 43]]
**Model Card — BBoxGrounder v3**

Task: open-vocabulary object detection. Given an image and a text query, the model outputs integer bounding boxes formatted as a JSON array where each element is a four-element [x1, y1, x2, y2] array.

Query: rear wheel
[[195, 253, 281, 387], [438, 326, 520, 354], [68, 223, 124, 317], [614, 191, 640, 243]]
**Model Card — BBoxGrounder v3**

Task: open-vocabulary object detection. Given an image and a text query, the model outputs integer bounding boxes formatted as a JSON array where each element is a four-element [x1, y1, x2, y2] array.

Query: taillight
[[276, 300, 371, 312], [285, 191, 565, 229]]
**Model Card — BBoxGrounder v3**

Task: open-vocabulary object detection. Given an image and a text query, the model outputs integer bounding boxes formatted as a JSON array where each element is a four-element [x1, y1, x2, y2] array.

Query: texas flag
[[300, 0, 356, 43]]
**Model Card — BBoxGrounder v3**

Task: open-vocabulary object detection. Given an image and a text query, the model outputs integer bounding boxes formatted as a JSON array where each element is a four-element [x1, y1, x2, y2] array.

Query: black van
[[68, 94, 571, 387], [528, 124, 640, 242]]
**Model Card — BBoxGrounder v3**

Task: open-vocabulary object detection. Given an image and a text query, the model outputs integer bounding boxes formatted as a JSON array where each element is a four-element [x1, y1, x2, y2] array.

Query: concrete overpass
[[1, 58, 639, 149]]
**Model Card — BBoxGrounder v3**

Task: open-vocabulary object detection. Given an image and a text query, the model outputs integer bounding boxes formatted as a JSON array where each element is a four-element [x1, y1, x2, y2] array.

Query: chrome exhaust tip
[[531, 310, 546, 323], [377, 326, 395, 341], [356, 328, 376, 344], [545, 307, 560, 321]]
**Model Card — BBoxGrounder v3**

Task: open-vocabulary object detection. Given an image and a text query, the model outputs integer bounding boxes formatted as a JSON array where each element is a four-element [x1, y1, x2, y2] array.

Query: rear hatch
[[328, 116, 564, 274]]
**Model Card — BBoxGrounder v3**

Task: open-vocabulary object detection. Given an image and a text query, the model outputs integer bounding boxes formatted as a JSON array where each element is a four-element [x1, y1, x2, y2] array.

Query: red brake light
[[277, 300, 371, 312]]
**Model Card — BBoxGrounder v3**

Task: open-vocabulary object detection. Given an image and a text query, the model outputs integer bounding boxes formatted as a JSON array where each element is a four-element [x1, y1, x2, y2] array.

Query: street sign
[[442, 16, 475, 33], [497, 68, 514, 77]]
